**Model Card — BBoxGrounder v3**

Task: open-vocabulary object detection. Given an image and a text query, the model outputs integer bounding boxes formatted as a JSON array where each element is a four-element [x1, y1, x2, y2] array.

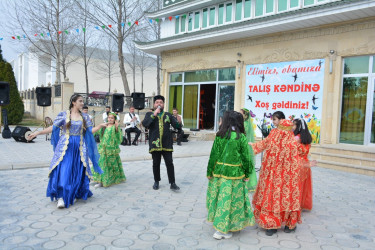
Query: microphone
[[157, 105, 161, 109]]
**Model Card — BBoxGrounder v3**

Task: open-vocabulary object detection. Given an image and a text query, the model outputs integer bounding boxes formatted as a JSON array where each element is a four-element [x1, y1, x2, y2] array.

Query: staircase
[[311, 144, 375, 176]]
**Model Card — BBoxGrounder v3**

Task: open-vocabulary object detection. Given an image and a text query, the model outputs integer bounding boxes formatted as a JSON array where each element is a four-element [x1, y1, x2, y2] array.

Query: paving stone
[[152, 243, 175, 250], [111, 238, 134, 247], [42, 240, 66, 249], [138, 233, 160, 241], [177, 236, 199, 247], [36, 230, 58, 239], [72, 234, 95, 243]]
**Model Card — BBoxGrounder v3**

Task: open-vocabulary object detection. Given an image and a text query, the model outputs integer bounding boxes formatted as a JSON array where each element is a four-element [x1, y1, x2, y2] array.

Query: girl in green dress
[[206, 111, 256, 240], [93, 112, 126, 187], [240, 108, 257, 192]]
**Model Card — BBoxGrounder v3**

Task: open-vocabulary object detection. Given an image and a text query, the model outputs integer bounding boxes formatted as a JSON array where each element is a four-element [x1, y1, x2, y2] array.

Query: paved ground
[[0, 153, 374, 249]]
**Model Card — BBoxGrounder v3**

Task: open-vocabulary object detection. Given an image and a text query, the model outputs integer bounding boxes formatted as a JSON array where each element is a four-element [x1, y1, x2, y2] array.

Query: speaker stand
[[0, 106, 2, 133]]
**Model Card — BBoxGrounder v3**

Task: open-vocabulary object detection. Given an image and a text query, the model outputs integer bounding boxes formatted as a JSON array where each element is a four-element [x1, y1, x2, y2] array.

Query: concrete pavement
[[0, 154, 374, 249]]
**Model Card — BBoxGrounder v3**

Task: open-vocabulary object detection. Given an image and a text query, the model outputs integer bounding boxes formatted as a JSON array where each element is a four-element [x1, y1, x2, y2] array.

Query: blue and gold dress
[[47, 110, 102, 208]]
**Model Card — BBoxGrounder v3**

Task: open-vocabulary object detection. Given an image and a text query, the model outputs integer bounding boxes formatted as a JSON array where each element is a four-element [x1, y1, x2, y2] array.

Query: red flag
[[58, 31, 62, 34], [135, 21, 139, 25], [34, 34, 38, 36], [12, 36, 16, 40], [168, 16, 172, 21], [108, 25, 112, 28]]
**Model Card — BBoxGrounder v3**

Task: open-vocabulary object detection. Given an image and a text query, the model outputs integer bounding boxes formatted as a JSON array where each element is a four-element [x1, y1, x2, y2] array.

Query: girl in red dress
[[250, 111, 302, 236], [293, 118, 313, 211]]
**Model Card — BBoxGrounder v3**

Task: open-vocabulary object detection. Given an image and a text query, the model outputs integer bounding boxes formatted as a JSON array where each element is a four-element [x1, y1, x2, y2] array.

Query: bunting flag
[[0, 38, 4, 41], [7, 15, 181, 41]]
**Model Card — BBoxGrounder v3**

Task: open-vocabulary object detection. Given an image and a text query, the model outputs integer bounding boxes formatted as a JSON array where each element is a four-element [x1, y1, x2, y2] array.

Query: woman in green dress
[[93, 112, 126, 187], [206, 111, 256, 240], [240, 108, 257, 192]]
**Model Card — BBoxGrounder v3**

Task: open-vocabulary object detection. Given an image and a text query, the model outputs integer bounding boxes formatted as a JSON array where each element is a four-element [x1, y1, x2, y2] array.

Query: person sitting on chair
[[102, 106, 111, 123], [172, 108, 184, 146], [123, 106, 141, 146]]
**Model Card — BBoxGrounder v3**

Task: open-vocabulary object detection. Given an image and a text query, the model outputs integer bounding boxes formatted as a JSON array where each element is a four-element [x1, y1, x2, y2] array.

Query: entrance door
[[217, 84, 235, 129], [199, 84, 216, 130]]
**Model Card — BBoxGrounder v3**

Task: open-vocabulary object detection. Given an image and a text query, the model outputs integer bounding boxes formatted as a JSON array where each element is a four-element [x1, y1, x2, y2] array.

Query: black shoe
[[177, 142, 181, 146], [153, 182, 159, 190], [132, 141, 137, 146], [127, 141, 131, 146], [170, 183, 180, 191], [265, 229, 277, 236], [284, 226, 296, 233]]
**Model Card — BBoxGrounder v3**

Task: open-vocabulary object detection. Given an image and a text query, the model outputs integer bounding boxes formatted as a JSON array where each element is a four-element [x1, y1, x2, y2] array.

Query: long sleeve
[[252, 129, 275, 154], [142, 112, 156, 128], [123, 113, 131, 125], [84, 126, 103, 175], [207, 137, 220, 177], [51, 126, 61, 151], [53, 111, 65, 129], [115, 128, 123, 145], [240, 135, 253, 178]]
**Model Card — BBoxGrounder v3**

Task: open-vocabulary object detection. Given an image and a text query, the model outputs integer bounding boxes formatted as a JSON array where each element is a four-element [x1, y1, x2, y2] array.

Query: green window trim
[[244, 0, 251, 18], [203, 8, 208, 28], [226, 3, 233, 23], [235, 0, 242, 21], [209, 7, 216, 26], [218, 4, 224, 25]]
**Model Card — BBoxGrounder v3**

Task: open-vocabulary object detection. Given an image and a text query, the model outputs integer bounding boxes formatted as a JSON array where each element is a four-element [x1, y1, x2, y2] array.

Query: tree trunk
[[141, 69, 144, 93], [117, 0, 130, 99], [56, 0, 61, 84]]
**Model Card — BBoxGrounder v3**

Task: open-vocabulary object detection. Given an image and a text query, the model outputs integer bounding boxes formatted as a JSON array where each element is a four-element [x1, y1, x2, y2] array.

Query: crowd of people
[[27, 93, 315, 239]]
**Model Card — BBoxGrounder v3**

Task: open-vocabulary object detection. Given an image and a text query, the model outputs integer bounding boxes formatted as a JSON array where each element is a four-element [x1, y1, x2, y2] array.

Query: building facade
[[137, 0, 375, 175]]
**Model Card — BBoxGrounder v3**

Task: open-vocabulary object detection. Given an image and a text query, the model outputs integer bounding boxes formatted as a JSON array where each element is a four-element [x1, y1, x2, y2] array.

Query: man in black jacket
[[142, 95, 181, 191]]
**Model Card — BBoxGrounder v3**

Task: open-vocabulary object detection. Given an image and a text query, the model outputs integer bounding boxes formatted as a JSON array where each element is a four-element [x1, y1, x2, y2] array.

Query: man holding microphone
[[142, 95, 181, 191]]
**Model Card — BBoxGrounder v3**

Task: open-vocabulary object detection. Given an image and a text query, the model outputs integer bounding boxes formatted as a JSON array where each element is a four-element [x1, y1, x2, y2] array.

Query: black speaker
[[0, 81, 10, 106], [1, 108, 11, 139], [131, 92, 145, 110], [112, 93, 124, 112], [36, 87, 52, 106], [12, 126, 34, 143]]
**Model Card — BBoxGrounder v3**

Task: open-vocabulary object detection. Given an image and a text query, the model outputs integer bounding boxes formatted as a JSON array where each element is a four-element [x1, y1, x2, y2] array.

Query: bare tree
[[124, 29, 137, 93], [8, 0, 78, 84], [135, 49, 155, 93], [76, 0, 153, 99], [92, 37, 119, 93]]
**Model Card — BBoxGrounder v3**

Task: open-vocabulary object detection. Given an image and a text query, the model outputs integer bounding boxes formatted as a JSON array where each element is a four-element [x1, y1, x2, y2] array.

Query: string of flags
[[0, 15, 188, 41]]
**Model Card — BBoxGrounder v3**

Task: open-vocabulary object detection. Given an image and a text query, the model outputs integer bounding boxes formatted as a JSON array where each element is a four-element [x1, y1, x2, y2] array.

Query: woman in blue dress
[[28, 94, 106, 208]]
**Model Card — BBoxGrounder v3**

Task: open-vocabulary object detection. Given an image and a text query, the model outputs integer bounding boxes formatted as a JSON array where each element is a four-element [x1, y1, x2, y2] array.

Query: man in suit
[[123, 106, 141, 146]]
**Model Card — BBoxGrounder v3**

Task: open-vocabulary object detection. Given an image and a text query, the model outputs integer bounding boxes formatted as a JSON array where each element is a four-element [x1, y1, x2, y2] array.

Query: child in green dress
[[93, 112, 126, 187], [206, 111, 257, 240]]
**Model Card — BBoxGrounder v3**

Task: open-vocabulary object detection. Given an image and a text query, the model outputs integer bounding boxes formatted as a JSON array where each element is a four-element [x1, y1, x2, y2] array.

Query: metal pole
[[0, 106, 2, 133]]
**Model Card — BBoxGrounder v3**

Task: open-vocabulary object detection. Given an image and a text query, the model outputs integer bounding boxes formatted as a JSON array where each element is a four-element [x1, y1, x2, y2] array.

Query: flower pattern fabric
[[92, 126, 126, 187], [296, 135, 313, 211], [251, 128, 302, 229]]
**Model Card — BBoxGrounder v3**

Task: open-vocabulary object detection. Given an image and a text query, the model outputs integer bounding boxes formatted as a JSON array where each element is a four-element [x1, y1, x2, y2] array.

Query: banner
[[244, 59, 325, 143]]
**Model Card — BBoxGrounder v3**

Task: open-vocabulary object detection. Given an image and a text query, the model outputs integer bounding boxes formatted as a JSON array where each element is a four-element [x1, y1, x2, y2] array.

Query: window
[[170, 73, 182, 82], [209, 7, 216, 26], [218, 4, 224, 25], [266, 0, 274, 13], [219, 68, 236, 81], [202, 8, 208, 28], [185, 70, 217, 82], [188, 12, 193, 31], [244, 0, 251, 18], [169, 85, 183, 113], [290, 0, 299, 8], [340, 55, 375, 145], [235, 0, 243, 21], [304, 0, 315, 6], [226, 3, 233, 23], [175, 18, 179, 34], [278, 0, 288, 11], [181, 15, 186, 32], [194, 11, 200, 29], [255, 0, 264, 17]]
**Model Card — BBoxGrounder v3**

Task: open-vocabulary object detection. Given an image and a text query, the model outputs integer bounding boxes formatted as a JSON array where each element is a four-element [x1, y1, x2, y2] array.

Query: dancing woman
[[28, 94, 105, 208]]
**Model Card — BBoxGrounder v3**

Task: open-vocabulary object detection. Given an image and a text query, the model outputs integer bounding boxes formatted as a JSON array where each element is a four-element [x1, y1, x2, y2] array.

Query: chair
[[44, 117, 53, 141], [139, 124, 149, 144]]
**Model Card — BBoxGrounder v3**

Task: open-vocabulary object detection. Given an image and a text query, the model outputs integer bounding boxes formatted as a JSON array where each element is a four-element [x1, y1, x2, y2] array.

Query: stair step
[[311, 152, 375, 167], [317, 159, 375, 176]]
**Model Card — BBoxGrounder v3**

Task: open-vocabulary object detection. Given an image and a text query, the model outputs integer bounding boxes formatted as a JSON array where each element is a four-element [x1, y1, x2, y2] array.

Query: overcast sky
[[0, 0, 23, 62]]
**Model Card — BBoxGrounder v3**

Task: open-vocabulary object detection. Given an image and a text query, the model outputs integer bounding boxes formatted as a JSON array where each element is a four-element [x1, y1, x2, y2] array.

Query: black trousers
[[151, 151, 175, 184], [172, 130, 184, 143], [125, 127, 141, 143]]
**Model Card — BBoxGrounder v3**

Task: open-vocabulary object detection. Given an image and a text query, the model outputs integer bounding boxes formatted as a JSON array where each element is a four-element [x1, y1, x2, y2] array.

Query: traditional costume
[[242, 108, 257, 192], [251, 119, 302, 229], [206, 132, 256, 234], [296, 134, 313, 211], [142, 95, 181, 187], [92, 119, 126, 187], [48, 110, 102, 208]]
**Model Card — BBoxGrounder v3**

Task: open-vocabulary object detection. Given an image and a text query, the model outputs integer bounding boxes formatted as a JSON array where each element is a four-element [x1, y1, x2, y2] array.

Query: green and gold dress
[[92, 126, 126, 187], [206, 132, 256, 234], [244, 115, 257, 192]]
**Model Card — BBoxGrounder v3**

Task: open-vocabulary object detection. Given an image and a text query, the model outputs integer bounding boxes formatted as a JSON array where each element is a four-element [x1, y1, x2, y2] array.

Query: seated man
[[102, 106, 111, 123], [123, 106, 141, 146], [172, 108, 184, 146]]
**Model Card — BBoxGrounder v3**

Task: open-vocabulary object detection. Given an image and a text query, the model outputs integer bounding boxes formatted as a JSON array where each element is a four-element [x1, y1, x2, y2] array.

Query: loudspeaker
[[1, 109, 11, 139], [36, 87, 52, 106], [131, 92, 145, 110], [12, 126, 34, 143], [0, 81, 10, 106], [112, 93, 124, 112]]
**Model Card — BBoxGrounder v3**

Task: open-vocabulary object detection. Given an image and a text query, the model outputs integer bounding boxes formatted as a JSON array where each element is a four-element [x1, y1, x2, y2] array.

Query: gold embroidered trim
[[149, 148, 173, 153], [215, 162, 242, 167], [49, 110, 70, 177], [158, 113, 165, 149], [212, 174, 246, 180]]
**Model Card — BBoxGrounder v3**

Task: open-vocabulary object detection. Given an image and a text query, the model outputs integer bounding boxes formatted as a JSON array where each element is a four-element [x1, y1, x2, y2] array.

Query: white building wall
[[27, 53, 39, 90], [160, 19, 176, 39]]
